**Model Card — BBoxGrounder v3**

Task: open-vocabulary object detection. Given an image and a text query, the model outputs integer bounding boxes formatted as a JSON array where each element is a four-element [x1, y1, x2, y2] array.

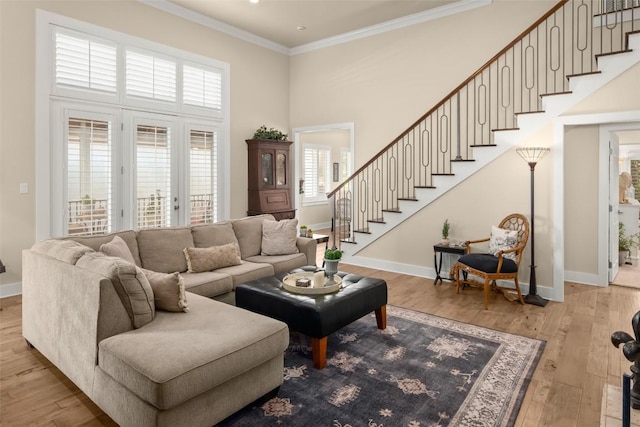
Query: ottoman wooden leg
[[311, 337, 327, 369], [375, 305, 387, 330]]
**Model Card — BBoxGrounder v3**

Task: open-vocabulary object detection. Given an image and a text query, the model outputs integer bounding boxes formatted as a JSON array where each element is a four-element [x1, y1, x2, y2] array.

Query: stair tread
[[398, 197, 419, 201], [492, 127, 519, 132], [450, 159, 474, 163], [470, 144, 497, 147], [515, 110, 545, 115], [431, 173, 454, 177], [382, 208, 402, 213], [414, 185, 437, 188], [595, 49, 633, 59], [566, 71, 601, 79], [540, 91, 572, 97]]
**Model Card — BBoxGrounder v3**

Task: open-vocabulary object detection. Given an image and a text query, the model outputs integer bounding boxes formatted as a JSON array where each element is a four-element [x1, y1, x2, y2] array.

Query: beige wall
[[563, 125, 600, 275], [0, 0, 290, 287]]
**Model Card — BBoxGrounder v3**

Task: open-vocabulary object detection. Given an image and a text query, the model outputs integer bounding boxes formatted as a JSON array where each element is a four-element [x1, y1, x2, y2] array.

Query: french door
[[54, 103, 222, 236]]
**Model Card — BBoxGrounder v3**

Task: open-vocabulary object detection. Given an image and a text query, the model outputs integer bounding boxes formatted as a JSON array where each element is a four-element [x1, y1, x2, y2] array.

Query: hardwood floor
[[2, 256, 639, 426]]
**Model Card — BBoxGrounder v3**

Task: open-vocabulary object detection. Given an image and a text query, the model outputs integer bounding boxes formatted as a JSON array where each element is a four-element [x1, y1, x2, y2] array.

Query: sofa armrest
[[296, 237, 317, 266]]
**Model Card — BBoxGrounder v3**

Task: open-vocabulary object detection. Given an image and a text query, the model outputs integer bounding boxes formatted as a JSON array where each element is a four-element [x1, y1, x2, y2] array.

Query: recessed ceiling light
[[297, 26, 306, 31], [249, 0, 259, 4]]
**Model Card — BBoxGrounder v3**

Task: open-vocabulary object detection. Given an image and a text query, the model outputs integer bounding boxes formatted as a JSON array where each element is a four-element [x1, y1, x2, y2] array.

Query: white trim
[[0, 282, 22, 299], [291, 0, 491, 55], [137, 0, 290, 55], [565, 271, 602, 286], [138, 0, 490, 56], [554, 111, 640, 301]]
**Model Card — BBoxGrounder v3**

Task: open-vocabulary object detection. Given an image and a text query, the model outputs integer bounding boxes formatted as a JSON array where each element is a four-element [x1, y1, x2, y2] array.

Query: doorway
[[292, 123, 355, 231], [610, 130, 640, 288]]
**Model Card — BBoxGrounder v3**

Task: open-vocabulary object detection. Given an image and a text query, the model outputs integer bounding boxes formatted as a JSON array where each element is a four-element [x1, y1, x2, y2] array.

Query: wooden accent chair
[[452, 213, 530, 310]]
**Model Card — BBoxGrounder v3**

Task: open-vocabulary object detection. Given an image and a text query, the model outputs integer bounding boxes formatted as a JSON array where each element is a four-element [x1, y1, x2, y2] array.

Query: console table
[[433, 243, 466, 285]]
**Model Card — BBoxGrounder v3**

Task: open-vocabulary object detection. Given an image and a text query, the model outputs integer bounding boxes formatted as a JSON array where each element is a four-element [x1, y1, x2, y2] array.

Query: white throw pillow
[[488, 225, 518, 261], [261, 219, 299, 256]]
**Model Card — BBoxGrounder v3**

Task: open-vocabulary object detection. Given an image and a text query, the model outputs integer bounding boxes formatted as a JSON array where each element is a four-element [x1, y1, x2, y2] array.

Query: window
[[303, 144, 331, 205], [37, 12, 230, 238]]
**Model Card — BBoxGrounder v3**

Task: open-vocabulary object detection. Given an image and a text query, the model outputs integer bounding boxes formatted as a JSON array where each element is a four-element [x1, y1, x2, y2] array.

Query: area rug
[[219, 306, 545, 427]]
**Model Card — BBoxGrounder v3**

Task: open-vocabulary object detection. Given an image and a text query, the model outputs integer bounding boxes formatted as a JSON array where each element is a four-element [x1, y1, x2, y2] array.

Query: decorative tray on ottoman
[[282, 272, 342, 295]]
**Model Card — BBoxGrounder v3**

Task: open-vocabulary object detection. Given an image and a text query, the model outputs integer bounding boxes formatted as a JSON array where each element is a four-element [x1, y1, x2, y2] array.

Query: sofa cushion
[[98, 294, 289, 410], [141, 269, 188, 312], [191, 222, 239, 248], [261, 219, 299, 256], [68, 230, 141, 266], [215, 261, 274, 286], [31, 239, 94, 264], [183, 243, 241, 273], [232, 214, 275, 259], [245, 253, 309, 275], [76, 252, 155, 328], [180, 271, 234, 297], [137, 227, 194, 273], [100, 235, 136, 265]]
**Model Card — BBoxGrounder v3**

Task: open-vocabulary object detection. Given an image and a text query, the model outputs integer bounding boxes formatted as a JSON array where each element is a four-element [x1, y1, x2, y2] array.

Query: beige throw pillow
[[261, 219, 299, 256], [141, 269, 189, 313], [183, 243, 242, 273], [100, 235, 136, 265], [76, 252, 155, 328]]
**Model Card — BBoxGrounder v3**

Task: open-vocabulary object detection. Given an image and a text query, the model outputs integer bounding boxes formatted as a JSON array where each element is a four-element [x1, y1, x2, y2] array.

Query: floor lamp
[[516, 147, 550, 307]]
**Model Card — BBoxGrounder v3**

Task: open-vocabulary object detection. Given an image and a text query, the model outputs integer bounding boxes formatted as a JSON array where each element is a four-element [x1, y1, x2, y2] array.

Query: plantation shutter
[[55, 30, 117, 93], [136, 124, 171, 228], [183, 64, 222, 111], [303, 145, 331, 203], [66, 117, 112, 236], [126, 50, 176, 102], [189, 129, 218, 224]]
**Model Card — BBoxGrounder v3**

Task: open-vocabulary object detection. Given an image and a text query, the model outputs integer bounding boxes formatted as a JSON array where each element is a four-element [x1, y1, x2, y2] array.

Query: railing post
[[455, 92, 463, 161]]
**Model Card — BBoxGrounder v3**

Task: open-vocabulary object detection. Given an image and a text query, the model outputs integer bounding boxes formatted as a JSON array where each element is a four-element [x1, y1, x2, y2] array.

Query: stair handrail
[[327, 0, 569, 199]]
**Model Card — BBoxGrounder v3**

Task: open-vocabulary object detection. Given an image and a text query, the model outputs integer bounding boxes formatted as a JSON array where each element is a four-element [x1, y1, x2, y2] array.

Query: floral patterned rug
[[218, 306, 545, 427]]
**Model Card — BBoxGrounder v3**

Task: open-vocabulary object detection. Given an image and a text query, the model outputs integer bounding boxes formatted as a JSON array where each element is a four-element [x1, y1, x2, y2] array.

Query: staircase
[[328, 0, 640, 267]]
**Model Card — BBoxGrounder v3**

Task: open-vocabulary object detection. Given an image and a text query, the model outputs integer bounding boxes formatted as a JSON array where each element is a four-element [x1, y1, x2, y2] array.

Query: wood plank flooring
[[2, 259, 639, 425]]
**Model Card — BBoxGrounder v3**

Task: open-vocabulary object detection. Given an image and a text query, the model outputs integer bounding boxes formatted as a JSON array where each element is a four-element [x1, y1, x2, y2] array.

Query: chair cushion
[[458, 253, 518, 274]]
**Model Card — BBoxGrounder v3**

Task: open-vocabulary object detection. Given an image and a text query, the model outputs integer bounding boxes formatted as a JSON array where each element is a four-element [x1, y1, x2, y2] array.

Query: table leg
[[434, 251, 443, 285], [375, 305, 387, 330], [311, 337, 327, 369]]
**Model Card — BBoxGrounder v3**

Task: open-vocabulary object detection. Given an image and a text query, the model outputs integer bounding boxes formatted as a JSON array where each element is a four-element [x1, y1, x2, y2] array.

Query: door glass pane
[[262, 152, 273, 186], [276, 153, 286, 186], [67, 117, 111, 236], [189, 129, 217, 224], [136, 125, 171, 228]]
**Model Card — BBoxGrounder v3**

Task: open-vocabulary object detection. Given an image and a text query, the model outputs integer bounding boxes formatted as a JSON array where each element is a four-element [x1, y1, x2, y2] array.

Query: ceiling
[[166, 0, 459, 48]]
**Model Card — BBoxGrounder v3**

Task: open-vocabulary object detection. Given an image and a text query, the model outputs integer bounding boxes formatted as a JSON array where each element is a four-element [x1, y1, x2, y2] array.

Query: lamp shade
[[516, 147, 550, 164]]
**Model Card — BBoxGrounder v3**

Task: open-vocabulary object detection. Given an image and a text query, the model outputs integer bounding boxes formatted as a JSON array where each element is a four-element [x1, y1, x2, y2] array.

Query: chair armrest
[[464, 237, 490, 253]]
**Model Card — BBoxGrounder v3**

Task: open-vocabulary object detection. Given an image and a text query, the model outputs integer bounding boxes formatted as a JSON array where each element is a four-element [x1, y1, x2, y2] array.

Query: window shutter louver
[[66, 117, 112, 236], [183, 65, 222, 110], [126, 50, 176, 102], [136, 125, 171, 228], [189, 129, 218, 224], [55, 31, 117, 93], [303, 145, 332, 203]]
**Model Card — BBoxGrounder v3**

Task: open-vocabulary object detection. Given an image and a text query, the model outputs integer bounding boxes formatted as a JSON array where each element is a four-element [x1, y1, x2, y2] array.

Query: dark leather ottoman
[[235, 271, 388, 369]]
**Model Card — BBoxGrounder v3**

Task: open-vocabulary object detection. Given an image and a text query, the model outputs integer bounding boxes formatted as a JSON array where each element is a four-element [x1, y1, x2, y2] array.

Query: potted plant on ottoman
[[324, 248, 343, 283]]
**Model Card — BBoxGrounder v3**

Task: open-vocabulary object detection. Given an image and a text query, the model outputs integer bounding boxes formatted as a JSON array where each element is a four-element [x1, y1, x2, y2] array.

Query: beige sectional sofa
[[22, 214, 317, 427]]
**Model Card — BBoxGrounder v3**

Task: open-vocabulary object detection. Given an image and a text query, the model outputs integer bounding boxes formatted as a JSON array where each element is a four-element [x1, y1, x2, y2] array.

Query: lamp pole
[[516, 147, 549, 307]]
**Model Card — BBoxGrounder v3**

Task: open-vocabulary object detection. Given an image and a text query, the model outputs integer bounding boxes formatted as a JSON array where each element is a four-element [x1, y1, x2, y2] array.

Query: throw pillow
[[76, 252, 155, 328], [183, 243, 242, 273], [261, 218, 299, 256], [488, 225, 518, 261], [100, 235, 136, 265], [141, 269, 189, 313]]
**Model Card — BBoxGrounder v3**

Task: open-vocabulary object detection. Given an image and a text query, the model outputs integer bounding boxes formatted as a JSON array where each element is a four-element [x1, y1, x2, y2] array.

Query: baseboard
[[344, 254, 559, 302], [0, 282, 22, 298], [565, 270, 604, 286]]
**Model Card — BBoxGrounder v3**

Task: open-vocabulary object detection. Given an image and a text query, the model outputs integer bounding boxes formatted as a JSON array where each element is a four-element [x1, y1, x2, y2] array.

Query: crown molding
[[138, 0, 290, 55], [290, 0, 491, 55], [139, 0, 491, 56]]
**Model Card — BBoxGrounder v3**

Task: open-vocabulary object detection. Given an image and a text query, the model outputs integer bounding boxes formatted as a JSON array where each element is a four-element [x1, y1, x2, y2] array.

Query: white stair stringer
[[341, 33, 640, 271]]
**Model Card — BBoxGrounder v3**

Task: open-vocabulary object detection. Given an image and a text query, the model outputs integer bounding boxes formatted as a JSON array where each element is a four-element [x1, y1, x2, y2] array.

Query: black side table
[[433, 243, 466, 285]]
